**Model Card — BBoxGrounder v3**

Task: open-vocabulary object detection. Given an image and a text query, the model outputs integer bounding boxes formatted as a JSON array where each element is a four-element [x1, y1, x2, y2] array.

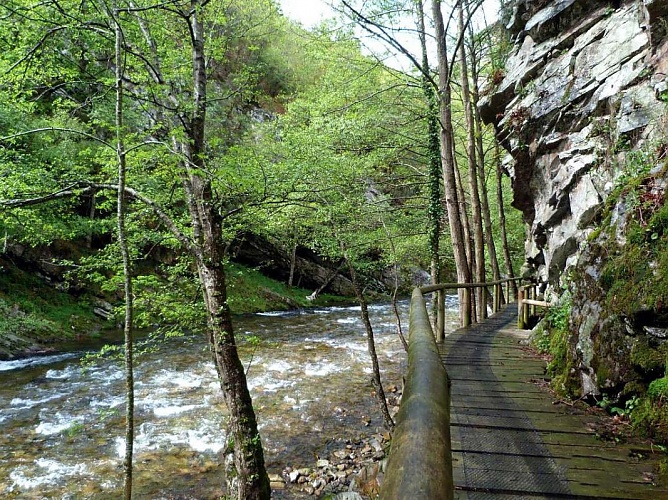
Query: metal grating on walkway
[[439, 306, 667, 499]]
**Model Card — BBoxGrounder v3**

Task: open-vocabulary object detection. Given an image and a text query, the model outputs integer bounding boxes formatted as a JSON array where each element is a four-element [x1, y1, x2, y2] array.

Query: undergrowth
[[0, 256, 354, 358], [533, 293, 577, 395]]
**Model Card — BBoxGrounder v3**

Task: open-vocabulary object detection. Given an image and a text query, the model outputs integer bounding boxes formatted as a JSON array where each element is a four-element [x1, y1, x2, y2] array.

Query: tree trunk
[[432, 0, 472, 326], [468, 3, 502, 303], [382, 220, 408, 351], [495, 141, 517, 298], [417, 0, 444, 333], [307, 260, 345, 301], [458, 0, 486, 321], [288, 241, 297, 288], [341, 244, 394, 429], [198, 245, 270, 499], [182, 5, 270, 498], [113, 6, 134, 499], [454, 159, 476, 322]]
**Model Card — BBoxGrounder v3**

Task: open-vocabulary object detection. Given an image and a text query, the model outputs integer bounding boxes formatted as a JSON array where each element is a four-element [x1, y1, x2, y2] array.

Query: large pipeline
[[380, 288, 453, 499]]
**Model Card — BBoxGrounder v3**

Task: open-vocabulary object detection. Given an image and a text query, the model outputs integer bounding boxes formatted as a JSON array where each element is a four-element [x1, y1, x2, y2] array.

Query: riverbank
[[273, 384, 402, 499], [0, 260, 358, 360], [0, 301, 409, 498]]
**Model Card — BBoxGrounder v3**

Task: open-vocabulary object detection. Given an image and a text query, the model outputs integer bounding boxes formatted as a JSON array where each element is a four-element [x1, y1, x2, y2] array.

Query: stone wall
[[481, 0, 668, 397]]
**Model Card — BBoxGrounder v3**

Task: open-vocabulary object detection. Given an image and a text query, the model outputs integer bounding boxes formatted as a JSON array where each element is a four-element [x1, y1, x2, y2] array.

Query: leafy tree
[[0, 1, 316, 497]]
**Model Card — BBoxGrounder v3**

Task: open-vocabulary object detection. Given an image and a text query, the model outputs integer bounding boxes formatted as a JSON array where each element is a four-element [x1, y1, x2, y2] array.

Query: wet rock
[[645, 326, 668, 339], [316, 459, 330, 468], [334, 493, 364, 500], [269, 473, 285, 490], [289, 470, 300, 483]]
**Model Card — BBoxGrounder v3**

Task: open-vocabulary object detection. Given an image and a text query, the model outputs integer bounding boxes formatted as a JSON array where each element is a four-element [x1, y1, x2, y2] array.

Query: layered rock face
[[481, 0, 668, 397]]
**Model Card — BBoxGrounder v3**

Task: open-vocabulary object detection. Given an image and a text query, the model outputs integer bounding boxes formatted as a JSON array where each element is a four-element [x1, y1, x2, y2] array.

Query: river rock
[[368, 438, 383, 453], [269, 473, 285, 490], [334, 493, 364, 500], [289, 470, 300, 483]]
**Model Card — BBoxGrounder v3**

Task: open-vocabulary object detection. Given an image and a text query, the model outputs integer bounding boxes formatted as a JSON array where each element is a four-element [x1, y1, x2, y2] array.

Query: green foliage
[[649, 376, 668, 401], [532, 294, 577, 395], [596, 145, 668, 316], [598, 395, 640, 418]]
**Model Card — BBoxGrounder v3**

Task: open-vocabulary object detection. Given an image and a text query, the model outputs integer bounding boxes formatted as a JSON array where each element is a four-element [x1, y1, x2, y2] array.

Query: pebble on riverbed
[[279, 390, 400, 498]]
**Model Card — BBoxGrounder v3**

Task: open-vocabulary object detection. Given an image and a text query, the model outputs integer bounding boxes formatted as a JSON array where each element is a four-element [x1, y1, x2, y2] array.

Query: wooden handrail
[[420, 277, 524, 340], [517, 284, 552, 329], [419, 277, 523, 294]]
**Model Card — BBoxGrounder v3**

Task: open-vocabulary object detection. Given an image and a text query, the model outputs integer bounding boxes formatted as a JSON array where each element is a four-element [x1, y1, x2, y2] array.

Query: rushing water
[[0, 299, 459, 498]]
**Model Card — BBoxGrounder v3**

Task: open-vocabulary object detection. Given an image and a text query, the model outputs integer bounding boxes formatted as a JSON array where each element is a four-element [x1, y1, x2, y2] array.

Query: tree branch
[[0, 127, 114, 150], [0, 181, 196, 255]]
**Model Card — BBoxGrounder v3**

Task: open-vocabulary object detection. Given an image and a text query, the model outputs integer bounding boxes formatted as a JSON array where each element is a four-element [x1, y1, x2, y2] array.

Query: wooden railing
[[517, 283, 552, 329], [381, 277, 523, 499], [420, 277, 523, 341]]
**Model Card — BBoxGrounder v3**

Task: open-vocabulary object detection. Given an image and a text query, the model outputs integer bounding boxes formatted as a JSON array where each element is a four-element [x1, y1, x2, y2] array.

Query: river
[[0, 299, 459, 498]]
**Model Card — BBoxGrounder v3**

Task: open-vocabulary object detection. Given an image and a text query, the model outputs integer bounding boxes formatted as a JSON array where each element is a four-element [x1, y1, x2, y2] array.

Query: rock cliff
[[481, 0, 668, 402]]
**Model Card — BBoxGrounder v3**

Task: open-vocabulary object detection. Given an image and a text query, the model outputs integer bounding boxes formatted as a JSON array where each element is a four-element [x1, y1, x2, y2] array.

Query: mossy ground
[[0, 258, 98, 358]]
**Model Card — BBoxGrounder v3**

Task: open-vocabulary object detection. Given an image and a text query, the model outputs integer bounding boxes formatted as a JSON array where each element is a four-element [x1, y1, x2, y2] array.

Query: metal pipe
[[380, 288, 453, 500]]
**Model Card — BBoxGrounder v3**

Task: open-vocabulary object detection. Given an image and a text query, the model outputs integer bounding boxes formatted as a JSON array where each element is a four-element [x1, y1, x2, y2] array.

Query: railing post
[[530, 285, 536, 317], [523, 286, 530, 327], [481, 286, 488, 320], [436, 289, 445, 342], [517, 287, 525, 329], [462, 288, 471, 327], [494, 283, 501, 313]]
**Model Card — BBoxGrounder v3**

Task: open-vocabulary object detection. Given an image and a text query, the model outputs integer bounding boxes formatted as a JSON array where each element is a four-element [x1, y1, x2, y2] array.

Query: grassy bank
[[0, 259, 98, 359], [0, 260, 353, 359], [226, 263, 352, 314]]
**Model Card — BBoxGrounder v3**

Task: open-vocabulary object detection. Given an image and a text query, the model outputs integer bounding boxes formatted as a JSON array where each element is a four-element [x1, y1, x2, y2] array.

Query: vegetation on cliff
[[536, 143, 668, 445]]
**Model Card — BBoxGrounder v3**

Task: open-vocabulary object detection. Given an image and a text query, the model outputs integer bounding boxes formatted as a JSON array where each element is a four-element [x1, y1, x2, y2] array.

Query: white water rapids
[[0, 299, 459, 498]]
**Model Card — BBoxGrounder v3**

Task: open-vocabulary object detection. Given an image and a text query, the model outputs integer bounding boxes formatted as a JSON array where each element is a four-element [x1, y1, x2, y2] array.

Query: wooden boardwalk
[[439, 306, 668, 499]]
